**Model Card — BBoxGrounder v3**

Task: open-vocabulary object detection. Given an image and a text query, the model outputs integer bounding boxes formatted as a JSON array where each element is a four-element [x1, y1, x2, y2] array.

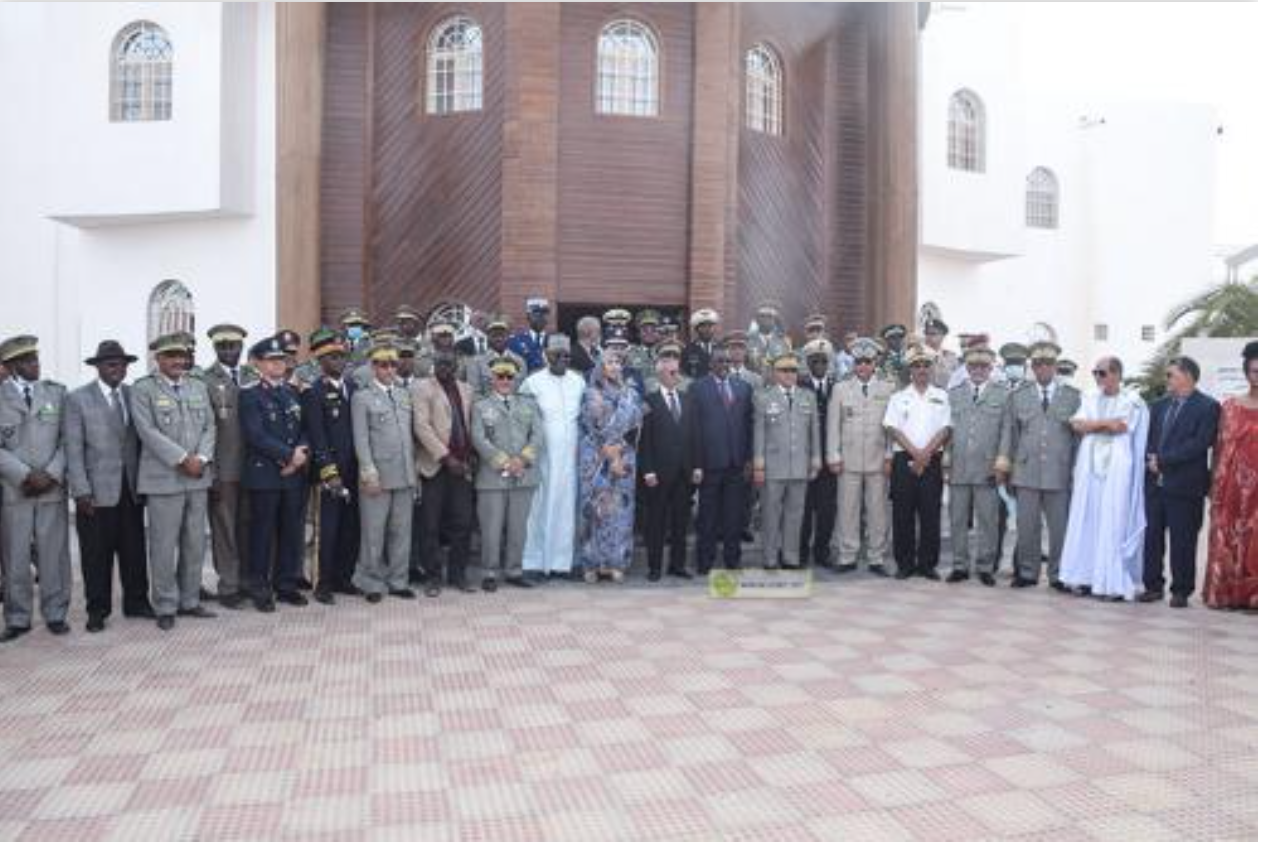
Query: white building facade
[[0, 2, 276, 385], [917, 3, 1216, 380]]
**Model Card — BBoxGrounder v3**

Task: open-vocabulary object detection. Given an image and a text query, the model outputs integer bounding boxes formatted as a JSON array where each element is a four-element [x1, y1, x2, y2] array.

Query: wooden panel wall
[[556, 3, 693, 306], [831, 10, 871, 334], [368, 3, 506, 319], [319, 3, 368, 325], [736, 3, 847, 337]]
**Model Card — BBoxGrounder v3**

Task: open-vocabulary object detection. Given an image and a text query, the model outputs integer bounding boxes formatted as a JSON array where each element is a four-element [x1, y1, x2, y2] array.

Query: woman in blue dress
[[577, 352, 644, 583]]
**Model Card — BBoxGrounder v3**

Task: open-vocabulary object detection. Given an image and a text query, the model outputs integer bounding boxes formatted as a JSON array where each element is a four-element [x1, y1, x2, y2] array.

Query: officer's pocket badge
[[1, 425, 15, 441]]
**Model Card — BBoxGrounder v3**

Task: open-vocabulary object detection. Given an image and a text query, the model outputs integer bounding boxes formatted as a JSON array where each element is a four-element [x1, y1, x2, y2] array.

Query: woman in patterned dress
[[577, 355, 643, 583], [1203, 341, 1257, 610]]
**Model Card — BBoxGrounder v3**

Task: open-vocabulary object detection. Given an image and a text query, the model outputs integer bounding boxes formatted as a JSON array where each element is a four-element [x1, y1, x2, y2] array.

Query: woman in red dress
[[1203, 341, 1258, 610]]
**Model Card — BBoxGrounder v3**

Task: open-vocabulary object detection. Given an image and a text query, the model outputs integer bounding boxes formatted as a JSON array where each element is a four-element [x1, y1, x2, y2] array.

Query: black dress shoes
[[894, 569, 914, 580], [336, 583, 363, 596], [156, 615, 175, 631], [836, 563, 859, 574], [125, 605, 158, 619], [1170, 593, 1189, 608], [276, 592, 308, 607], [1049, 580, 1069, 593], [47, 621, 70, 636], [978, 573, 996, 587], [389, 588, 417, 600], [424, 583, 441, 598], [452, 582, 477, 594], [504, 577, 534, 589], [313, 589, 335, 606], [1138, 590, 1164, 603], [946, 570, 969, 583], [178, 605, 218, 619], [668, 568, 693, 580], [868, 566, 890, 578], [482, 578, 499, 593], [921, 569, 942, 581], [217, 594, 247, 611], [0, 626, 30, 643], [86, 615, 106, 633], [365, 592, 383, 604], [254, 596, 276, 613], [647, 570, 662, 583]]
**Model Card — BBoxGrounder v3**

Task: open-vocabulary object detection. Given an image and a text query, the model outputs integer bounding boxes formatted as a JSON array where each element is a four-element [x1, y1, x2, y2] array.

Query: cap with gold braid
[[1029, 341, 1062, 364], [0, 335, 39, 363], [772, 351, 799, 372], [802, 338, 834, 359], [149, 333, 190, 356], [309, 326, 346, 358], [963, 346, 996, 366], [368, 342, 399, 364], [489, 357, 521, 378], [207, 324, 247, 345]]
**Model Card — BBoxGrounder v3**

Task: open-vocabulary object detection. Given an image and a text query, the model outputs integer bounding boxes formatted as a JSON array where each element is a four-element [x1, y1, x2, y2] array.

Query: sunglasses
[[373, 360, 398, 369], [1092, 369, 1108, 378], [493, 373, 515, 381]]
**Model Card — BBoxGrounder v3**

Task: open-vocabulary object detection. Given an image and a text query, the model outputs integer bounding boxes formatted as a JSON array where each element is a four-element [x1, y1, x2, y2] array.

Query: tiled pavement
[[0, 569, 1255, 841]]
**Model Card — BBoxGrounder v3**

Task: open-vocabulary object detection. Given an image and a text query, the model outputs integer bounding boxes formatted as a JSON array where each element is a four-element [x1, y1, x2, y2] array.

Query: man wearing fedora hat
[[65, 341, 153, 632], [0, 335, 72, 641]]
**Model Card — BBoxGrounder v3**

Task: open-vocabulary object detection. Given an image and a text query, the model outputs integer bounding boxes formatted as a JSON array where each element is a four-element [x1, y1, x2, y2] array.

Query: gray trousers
[[209, 480, 249, 597], [835, 471, 889, 569], [950, 483, 1000, 574], [354, 487, 413, 595], [1016, 487, 1070, 583], [762, 479, 807, 568], [478, 487, 534, 581], [2, 500, 71, 628], [147, 491, 209, 616]]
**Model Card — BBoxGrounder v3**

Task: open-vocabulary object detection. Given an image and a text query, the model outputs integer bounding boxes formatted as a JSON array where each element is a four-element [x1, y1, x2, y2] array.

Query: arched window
[[425, 16, 483, 115], [947, 89, 985, 172], [596, 19, 659, 117], [147, 279, 195, 362], [744, 44, 783, 136], [1025, 167, 1059, 229], [110, 21, 173, 122]]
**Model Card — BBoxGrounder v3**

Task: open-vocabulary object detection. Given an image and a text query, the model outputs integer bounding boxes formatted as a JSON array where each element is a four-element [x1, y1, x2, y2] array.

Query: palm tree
[[1134, 276, 1258, 399]]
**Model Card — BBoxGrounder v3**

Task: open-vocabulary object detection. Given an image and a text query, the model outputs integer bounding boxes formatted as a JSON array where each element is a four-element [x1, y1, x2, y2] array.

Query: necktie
[[172, 382, 182, 399], [22, 384, 32, 409], [721, 378, 733, 408], [1041, 387, 1050, 412], [1160, 398, 1184, 448], [862, 382, 868, 398], [667, 390, 680, 421], [973, 385, 981, 404], [231, 368, 239, 387], [785, 388, 794, 409], [111, 388, 126, 427]]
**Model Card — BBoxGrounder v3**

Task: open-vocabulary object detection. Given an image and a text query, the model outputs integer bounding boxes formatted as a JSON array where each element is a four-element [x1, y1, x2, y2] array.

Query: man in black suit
[[798, 339, 839, 568], [638, 349, 696, 581], [682, 308, 720, 380], [1141, 356, 1220, 608], [689, 348, 753, 573], [301, 328, 360, 605]]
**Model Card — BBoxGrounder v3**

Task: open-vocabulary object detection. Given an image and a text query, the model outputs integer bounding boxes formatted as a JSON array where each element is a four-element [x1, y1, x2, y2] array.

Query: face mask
[[1004, 364, 1025, 380], [346, 326, 364, 343]]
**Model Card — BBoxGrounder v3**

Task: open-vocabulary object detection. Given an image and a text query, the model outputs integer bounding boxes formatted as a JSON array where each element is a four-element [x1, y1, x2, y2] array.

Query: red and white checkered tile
[[0, 575, 1255, 840]]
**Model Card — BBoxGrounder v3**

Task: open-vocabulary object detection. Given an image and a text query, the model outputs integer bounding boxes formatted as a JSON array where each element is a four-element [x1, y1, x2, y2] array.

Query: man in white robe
[[1060, 356, 1150, 599], [520, 334, 586, 578]]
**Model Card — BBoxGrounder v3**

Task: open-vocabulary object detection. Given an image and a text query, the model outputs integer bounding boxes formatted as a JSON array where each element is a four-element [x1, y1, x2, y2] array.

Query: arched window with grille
[[947, 89, 985, 172], [1025, 166, 1059, 229], [744, 44, 783, 136], [596, 19, 659, 117], [147, 279, 195, 364], [425, 16, 483, 115], [110, 21, 173, 122]]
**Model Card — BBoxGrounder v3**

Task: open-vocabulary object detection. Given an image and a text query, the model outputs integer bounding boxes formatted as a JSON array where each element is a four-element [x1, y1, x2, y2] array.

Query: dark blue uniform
[[240, 380, 308, 600], [507, 330, 547, 373], [301, 377, 360, 594]]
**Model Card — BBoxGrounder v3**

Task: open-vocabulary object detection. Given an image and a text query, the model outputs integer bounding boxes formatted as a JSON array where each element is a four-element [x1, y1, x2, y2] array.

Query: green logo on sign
[[710, 570, 739, 598]]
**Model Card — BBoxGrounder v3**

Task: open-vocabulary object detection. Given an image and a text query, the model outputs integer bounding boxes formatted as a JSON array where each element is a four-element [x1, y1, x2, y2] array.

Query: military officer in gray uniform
[[0, 335, 72, 641], [199, 323, 257, 608], [753, 352, 821, 570], [747, 303, 793, 378], [131, 332, 219, 630], [465, 314, 526, 397], [643, 338, 689, 395], [471, 356, 543, 591], [626, 309, 662, 386], [945, 346, 1012, 586], [725, 332, 763, 391], [1006, 341, 1081, 589], [992, 341, 1030, 570], [826, 337, 895, 575], [351, 340, 418, 601]]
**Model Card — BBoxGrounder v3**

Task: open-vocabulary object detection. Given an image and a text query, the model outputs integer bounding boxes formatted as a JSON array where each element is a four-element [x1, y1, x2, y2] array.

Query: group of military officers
[[0, 297, 1084, 641]]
